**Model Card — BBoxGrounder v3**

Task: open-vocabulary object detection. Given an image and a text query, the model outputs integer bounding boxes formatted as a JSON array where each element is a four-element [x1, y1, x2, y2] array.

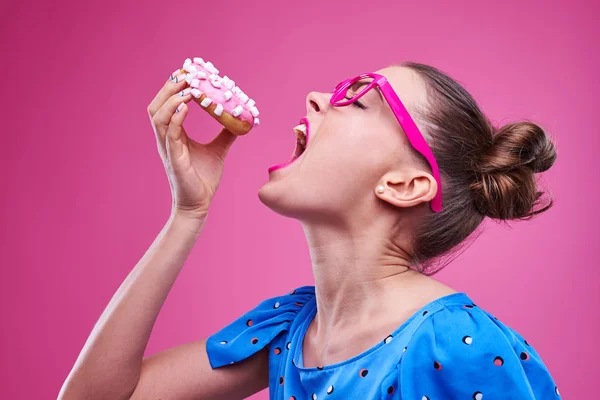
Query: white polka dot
[[327, 385, 334, 394], [274, 301, 280, 308], [312, 394, 317, 400], [463, 336, 473, 345], [220, 340, 227, 345], [384, 335, 393, 344], [555, 386, 560, 395], [422, 396, 430, 400], [474, 392, 483, 400]]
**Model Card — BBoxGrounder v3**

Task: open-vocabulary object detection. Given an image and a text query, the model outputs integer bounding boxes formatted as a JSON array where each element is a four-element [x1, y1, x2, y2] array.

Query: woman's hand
[[147, 69, 238, 221]]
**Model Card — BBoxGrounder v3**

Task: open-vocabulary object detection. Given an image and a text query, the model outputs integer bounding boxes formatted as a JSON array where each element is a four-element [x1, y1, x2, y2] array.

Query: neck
[[301, 217, 423, 331]]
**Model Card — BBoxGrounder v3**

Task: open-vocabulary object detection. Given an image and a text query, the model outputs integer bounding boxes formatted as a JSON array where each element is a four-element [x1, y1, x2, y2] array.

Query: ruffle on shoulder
[[398, 303, 561, 399], [206, 285, 315, 369]]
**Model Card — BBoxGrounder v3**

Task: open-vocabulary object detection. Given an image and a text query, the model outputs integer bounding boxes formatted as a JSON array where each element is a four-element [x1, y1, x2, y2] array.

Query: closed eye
[[345, 96, 367, 110]]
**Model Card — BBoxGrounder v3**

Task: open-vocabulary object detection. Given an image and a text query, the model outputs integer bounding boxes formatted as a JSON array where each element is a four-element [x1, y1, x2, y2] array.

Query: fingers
[[152, 89, 193, 142], [147, 69, 187, 117], [207, 127, 238, 161], [165, 100, 190, 163]]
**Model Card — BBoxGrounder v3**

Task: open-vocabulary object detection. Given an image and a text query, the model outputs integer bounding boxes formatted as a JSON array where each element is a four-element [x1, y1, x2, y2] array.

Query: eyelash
[[345, 96, 367, 110]]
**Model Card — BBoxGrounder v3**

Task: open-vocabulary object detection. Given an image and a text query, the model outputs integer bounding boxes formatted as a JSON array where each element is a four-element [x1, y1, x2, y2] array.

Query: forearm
[[60, 212, 206, 399]]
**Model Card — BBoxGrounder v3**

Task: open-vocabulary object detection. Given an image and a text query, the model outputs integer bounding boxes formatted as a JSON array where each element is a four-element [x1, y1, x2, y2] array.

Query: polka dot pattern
[[205, 286, 559, 400]]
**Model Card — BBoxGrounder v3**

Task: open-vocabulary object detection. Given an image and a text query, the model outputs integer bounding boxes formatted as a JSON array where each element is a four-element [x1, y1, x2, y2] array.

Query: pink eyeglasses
[[330, 73, 443, 213]]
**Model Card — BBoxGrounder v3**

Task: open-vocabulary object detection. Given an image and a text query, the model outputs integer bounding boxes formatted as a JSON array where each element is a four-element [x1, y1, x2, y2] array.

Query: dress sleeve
[[205, 285, 315, 369], [399, 305, 561, 399]]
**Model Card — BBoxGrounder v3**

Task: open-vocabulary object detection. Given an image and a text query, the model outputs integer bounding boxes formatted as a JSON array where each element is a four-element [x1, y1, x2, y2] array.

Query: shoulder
[[206, 285, 315, 369], [399, 297, 561, 399]]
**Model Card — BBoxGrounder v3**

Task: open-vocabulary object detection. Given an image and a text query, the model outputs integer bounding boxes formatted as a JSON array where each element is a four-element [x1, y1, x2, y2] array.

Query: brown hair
[[398, 61, 557, 275]]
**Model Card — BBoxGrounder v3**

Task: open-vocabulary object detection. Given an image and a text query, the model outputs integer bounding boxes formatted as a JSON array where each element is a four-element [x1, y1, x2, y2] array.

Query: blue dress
[[206, 286, 560, 399]]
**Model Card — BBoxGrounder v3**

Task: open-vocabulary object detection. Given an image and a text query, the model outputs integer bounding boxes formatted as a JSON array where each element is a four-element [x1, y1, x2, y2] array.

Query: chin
[[257, 181, 308, 220]]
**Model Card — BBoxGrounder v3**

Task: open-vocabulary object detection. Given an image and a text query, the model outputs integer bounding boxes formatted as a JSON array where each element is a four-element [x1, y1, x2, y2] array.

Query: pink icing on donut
[[182, 59, 257, 126]]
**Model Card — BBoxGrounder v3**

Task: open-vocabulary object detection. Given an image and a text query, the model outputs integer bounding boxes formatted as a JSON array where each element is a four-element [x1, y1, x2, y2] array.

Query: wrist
[[169, 209, 207, 233]]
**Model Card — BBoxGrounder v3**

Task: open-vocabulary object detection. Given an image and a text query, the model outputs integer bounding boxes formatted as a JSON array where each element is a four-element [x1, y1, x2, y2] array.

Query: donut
[[174, 57, 260, 136]]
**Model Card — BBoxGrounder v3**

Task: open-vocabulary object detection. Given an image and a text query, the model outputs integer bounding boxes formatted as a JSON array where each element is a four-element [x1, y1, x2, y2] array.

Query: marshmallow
[[200, 97, 213, 107], [253, 117, 260, 126], [247, 99, 256, 108], [191, 89, 202, 98], [232, 86, 242, 95], [210, 79, 222, 88], [250, 106, 259, 117], [224, 90, 233, 101], [193, 57, 205, 65], [190, 78, 200, 88], [185, 74, 193, 84], [196, 71, 207, 79], [238, 92, 249, 103], [204, 61, 219, 75], [183, 58, 192, 67], [232, 105, 244, 117], [224, 79, 235, 90], [214, 103, 224, 116]]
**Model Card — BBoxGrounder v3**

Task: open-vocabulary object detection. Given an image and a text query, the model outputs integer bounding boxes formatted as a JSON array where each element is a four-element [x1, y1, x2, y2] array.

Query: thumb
[[207, 127, 238, 160]]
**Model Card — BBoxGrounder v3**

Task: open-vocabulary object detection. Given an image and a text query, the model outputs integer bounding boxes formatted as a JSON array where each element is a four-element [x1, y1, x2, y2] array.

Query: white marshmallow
[[214, 104, 224, 116], [204, 61, 219, 75], [253, 117, 260, 126], [210, 79, 222, 88], [224, 79, 235, 90], [193, 57, 205, 65], [232, 105, 244, 117], [238, 92, 249, 103], [196, 71, 207, 79], [232, 86, 242, 95], [247, 99, 256, 108], [190, 78, 200, 88], [200, 97, 213, 108], [250, 106, 259, 117], [183, 58, 192, 67], [224, 90, 233, 101], [187, 65, 197, 74], [191, 89, 202, 98], [185, 74, 193, 84]]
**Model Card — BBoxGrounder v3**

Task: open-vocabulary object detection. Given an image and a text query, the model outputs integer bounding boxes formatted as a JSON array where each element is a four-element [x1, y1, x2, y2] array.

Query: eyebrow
[[351, 80, 384, 103]]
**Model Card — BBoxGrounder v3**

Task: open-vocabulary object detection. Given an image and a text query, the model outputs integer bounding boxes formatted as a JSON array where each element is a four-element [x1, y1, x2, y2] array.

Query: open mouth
[[268, 117, 310, 173]]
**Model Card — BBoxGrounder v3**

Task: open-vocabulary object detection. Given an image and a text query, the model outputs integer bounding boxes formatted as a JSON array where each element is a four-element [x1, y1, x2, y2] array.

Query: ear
[[375, 168, 438, 209]]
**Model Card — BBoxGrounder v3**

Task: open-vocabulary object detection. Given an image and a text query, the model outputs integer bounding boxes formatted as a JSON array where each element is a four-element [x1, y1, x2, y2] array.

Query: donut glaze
[[178, 57, 260, 135]]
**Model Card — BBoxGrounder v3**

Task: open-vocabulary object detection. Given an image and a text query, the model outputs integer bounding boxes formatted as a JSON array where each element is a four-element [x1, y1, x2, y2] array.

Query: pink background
[[1, 0, 598, 398]]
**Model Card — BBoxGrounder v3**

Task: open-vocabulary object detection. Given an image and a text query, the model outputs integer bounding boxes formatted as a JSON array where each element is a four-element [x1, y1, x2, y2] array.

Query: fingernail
[[179, 88, 191, 97], [176, 102, 185, 113], [169, 69, 180, 80]]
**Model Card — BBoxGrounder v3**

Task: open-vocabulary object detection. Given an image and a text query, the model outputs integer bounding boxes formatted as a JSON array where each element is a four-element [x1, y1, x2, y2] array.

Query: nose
[[305, 91, 330, 115]]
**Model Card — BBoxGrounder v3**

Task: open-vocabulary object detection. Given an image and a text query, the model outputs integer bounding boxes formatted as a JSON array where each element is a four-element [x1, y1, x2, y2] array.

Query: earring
[[376, 185, 385, 194]]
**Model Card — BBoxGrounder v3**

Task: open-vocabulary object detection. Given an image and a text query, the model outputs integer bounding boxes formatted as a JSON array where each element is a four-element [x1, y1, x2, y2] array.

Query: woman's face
[[258, 66, 431, 223]]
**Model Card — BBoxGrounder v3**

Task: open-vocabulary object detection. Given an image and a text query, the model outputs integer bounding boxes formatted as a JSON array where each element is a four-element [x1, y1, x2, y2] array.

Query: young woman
[[60, 62, 559, 399]]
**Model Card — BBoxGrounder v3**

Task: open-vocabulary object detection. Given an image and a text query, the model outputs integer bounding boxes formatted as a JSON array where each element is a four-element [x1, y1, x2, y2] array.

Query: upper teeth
[[293, 124, 307, 146]]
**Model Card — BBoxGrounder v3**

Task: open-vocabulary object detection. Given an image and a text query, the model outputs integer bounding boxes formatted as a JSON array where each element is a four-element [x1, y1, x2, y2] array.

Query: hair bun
[[470, 121, 557, 220]]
